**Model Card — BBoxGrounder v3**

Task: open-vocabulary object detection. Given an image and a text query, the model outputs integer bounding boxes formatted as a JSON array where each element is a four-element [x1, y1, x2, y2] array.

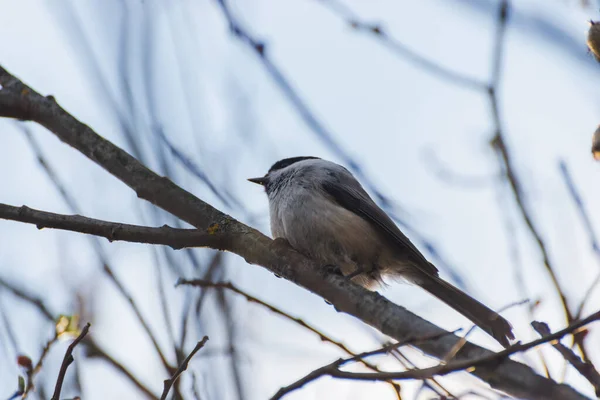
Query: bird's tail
[[417, 273, 514, 347]]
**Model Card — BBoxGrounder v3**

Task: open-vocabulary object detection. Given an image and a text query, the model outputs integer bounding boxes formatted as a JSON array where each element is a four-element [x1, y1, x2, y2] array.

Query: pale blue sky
[[0, 0, 599, 399]]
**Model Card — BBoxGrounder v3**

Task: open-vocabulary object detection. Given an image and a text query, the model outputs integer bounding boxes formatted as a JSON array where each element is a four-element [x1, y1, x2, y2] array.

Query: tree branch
[[51, 323, 91, 400], [0, 276, 54, 321], [16, 122, 180, 388], [0, 276, 158, 399], [331, 310, 600, 381], [271, 330, 459, 400], [160, 336, 209, 400], [487, 0, 588, 361], [177, 279, 408, 376], [315, 0, 486, 92], [532, 321, 600, 397], [0, 64, 590, 400], [212, 0, 470, 291], [0, 203, 230, 250], [273, 311, 600, 399]]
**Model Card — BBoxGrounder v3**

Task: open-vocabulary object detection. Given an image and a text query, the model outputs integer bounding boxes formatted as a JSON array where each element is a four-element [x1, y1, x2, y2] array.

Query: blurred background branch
[[0, 0, 599, 399]]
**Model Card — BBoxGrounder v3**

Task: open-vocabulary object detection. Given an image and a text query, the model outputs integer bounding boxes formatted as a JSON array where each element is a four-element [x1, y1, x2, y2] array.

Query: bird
[[248, 156, 514, 347]]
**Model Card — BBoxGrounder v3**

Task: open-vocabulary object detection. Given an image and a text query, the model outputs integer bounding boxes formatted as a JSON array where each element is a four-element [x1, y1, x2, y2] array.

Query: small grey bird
[[249, 156, 514, 347]]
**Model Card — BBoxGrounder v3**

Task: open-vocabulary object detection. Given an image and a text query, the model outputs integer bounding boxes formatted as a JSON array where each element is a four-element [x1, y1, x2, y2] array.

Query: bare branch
[[389, 347, 454, 398], [329, 309, 600, 381], [316, 0, 486, 91], [532, 321, 600, 397], [0, 276, 54, 321], [0, 276, 158, 399], [177, 279, 381, 368], [0, 203, 229, 250], [178, 278, 408, 397], [160, 336, 209, 400], [273, 311, 600, 399], [487, 0, 588, 361], [0, 64, 590, 399], [270, 330, 458, 400], [16, 121, 180, 382], [212, 0, 469, 290], [22, 335, 60, 398], [84, 339, 159, 399], [51, 323, 91, 400], [558, 161, 600, 319]]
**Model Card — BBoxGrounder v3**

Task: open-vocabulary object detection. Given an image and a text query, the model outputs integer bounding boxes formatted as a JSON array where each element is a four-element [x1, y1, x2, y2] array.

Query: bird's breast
[[269, 190, 391, 274]]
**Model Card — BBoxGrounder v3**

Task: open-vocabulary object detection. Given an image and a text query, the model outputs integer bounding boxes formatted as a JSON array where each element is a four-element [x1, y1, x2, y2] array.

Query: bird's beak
[[247, 176, 268, 186]]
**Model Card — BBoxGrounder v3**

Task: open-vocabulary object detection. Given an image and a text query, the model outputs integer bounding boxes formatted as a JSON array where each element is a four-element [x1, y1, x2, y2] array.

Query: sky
[[0, 0, 600, 399]]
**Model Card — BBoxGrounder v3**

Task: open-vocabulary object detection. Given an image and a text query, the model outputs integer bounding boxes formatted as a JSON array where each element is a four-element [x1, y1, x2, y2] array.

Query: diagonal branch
[[177, 279, 400, 374], [315, 0, 486, 92], [0, 276, 158, 399], [213, 0, 469, 291], [0, 64, 590, 400], [51, 323, 91, 400], [330, 310, 600, 381], [532, 321, 600, 397], [271, 330, 458, 400], [486, 0, 587, 361], [160, 336, 209, 400], [273, 311, 600, 399], [0, 276, 54, 321], [17, 122, 179, 384]]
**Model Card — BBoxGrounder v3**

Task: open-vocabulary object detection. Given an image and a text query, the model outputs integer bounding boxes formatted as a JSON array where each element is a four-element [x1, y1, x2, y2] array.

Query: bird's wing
[[321, 180, 438, 276]]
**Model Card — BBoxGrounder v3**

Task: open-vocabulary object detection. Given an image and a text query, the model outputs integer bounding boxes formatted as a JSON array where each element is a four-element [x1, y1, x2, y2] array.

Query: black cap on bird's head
[[247, 156, 320, 186]]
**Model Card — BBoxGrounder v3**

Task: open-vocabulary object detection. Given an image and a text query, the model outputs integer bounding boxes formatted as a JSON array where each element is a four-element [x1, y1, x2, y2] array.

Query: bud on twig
[[593, 125, 600, 161], [16, 355, 32, 371], [587, 21, 600, 62]]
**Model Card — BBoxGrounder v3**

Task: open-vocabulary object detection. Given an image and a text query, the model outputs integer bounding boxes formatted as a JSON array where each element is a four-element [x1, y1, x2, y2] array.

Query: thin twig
[[442, 299, 530, 364], [214, 287, 245, 400], [330, 311, 600, 380], [0, 203, 228, 250], [22, 334, 60, 398], [423, 148, 497, 188], [84, 338, 159, 399], [0, 276, 54, 321], [270, 330, 458, 400], [532, 321, 600, 397], [0, 63, 589, 400], [212, 0, 468, 291], [161, 336, 209, 400], [577, 271, 600, 320], [51, 322, 91, 400], [190, 371, 203, 400], [0, 298, 20, 369], [179, 278, 408, 397], [272, 310, 600, 399], [558, 161, 600, 320], [488, 0, 587, 361], [0, 276, 158, 399], [498, 179, 552, 377], [18, 123, 178, 377], [177, 279, 377, 367], [390, 348, 453, 399], [316, 0, 486, 91]]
